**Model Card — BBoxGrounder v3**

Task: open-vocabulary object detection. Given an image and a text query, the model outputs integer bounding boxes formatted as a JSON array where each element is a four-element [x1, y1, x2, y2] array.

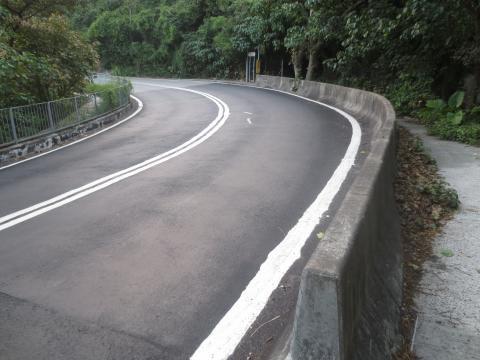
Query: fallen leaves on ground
[[393, 126, 458, 360]]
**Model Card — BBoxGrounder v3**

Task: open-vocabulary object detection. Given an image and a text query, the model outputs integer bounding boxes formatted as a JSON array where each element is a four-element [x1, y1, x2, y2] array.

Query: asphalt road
[[0, 79, 354, 360]]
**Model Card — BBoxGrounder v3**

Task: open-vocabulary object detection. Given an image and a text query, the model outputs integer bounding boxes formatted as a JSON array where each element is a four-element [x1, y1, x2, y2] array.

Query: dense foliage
[[75, 1, 479, 106], [2, 0, 480, 143], [418, 91, 480, 144], [0, 0, 99, 108], [85, 80, 133, 113]]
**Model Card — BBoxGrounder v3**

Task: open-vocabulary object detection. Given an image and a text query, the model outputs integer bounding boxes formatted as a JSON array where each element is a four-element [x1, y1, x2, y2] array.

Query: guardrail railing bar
[[0, 84, 130, 147]]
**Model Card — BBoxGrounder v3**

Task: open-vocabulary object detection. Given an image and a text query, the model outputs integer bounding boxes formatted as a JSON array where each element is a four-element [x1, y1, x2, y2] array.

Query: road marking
[[190, 83, 361, 360], [244, 111, 253, 115], [246, 118, 252, 125], [0, 95, 144, 171], [2, 79, 362, 359], [0, 86, 230, 231]]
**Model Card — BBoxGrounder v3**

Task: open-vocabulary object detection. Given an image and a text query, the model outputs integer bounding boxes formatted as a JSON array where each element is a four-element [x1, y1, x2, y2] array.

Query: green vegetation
[[417, 181, 460, 210], [0, 81, 131, 145], [0, 0, 99, 108], [71, 0, 480, 143], [85, 80, 133, 113], [2, 0, 480, 144], [440, 249, 455, 257], [418, 91, 480, 144]]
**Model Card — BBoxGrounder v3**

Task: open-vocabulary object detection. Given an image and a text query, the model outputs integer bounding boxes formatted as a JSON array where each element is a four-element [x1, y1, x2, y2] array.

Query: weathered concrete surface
[[0, 101, 133, 165], [256, 76, 402, 359], [401, 120, 480, 360]]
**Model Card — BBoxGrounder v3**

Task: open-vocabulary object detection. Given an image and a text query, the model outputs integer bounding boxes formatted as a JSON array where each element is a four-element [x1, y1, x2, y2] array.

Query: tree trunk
[[464, 73, 477, 109], [476, 65, 480, 105], [291, 49, 304, 81], [471, 2, 480, 107], [306, 43, 321, 81]]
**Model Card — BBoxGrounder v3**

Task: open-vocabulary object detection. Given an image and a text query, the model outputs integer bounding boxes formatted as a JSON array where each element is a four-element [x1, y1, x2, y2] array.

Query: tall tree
[[0, 0, 98, 107]]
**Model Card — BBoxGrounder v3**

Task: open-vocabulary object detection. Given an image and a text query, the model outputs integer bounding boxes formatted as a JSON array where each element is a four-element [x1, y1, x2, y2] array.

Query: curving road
[[0, 79, 358, 360]]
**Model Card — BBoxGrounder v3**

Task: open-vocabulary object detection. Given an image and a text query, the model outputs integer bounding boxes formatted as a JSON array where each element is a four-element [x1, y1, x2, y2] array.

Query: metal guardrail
[[0, 84, 131, 147]]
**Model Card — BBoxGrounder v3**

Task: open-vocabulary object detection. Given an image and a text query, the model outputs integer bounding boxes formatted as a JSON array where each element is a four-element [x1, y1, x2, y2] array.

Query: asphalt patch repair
[[393, 126, 459, 359]]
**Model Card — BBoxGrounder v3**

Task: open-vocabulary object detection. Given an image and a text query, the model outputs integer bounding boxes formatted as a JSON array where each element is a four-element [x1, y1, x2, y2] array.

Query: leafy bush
[[0, 120, 14, 144], [13, 111, 50, 138], [1, 9, 99, 108], [178, 16, 239, 78], [429, 120, 480, 145], [419, 91, 465, 125], [85, 81, 132, 95], [85, 81, 132, 113], [385, 73, 433, 115], [418, 90, 480, 145], [417, 181, 460, 210]]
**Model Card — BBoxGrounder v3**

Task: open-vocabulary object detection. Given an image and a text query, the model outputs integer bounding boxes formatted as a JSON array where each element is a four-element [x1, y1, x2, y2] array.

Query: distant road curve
[[0, 78, 360, 360]]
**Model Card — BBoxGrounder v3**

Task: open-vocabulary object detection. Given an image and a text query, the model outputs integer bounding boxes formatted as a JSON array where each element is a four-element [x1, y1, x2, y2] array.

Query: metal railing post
[[0, 79, 131, 146], [9, 108, 18, 143], [118, 87, 122, 107], [47, 101, 55, 130], [74, 96, 80, 123]]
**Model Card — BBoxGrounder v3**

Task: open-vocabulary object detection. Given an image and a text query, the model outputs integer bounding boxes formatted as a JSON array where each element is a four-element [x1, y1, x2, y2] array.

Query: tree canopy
[[2, 0, 480, 117], [69, 0, 480, 114], [0, 0, 98, 108]]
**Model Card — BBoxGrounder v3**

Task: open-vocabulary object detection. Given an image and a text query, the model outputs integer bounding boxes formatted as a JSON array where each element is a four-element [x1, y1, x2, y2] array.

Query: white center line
[[0, 85, 230, 232]]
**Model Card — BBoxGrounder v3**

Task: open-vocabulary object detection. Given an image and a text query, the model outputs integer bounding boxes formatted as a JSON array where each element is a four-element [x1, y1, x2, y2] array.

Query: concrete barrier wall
[[255, 76, 402, 359]]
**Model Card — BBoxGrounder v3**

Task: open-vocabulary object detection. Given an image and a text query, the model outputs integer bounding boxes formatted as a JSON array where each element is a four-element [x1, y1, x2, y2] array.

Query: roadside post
[[246, 51, 257, 82]]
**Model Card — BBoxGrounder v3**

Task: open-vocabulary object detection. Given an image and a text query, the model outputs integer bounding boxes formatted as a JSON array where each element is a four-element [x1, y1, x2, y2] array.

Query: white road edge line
[[0, 88, 223, 225], [0, 86, 230, 231], [0, 95, 144, 171], [190, 83, 361, 360]]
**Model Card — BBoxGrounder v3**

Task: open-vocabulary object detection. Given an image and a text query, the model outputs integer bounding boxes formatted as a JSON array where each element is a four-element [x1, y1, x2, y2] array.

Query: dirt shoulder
[[393, 125, 459, 359]]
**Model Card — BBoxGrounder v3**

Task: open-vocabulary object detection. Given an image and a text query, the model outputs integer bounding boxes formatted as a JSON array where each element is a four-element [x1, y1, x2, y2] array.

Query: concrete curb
[[0, 102, 133, 165], [256, 76, 402, 359]]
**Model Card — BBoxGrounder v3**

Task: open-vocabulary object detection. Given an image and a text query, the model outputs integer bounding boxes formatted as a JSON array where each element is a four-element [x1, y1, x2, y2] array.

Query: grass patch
[[440, 249, 454, 257]]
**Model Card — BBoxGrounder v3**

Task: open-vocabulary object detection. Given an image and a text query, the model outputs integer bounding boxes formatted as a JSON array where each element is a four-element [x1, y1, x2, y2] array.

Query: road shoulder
[[400, 120, 480, 359]]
